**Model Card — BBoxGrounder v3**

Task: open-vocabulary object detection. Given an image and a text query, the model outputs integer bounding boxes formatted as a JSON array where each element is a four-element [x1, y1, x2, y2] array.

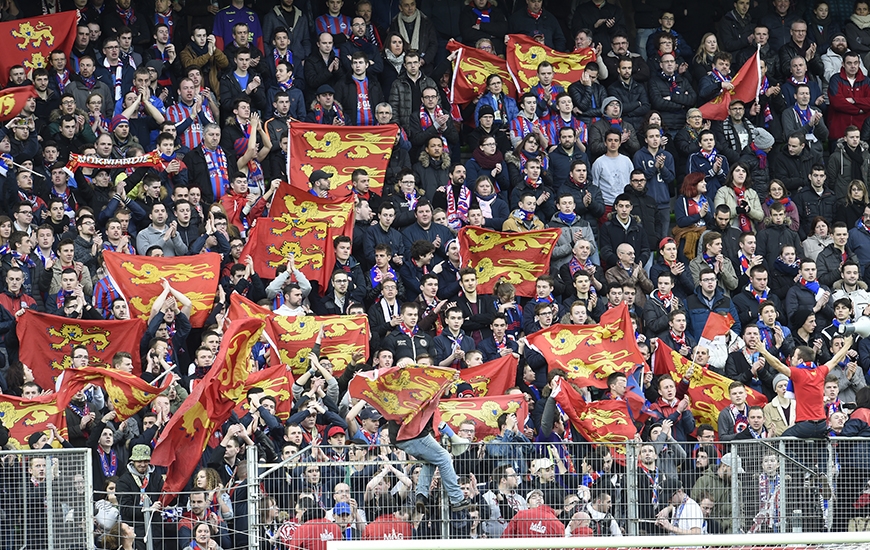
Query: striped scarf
[[446, 184, 471, 230], [203, 146, 229, 200], [55, 69, 70, 93]]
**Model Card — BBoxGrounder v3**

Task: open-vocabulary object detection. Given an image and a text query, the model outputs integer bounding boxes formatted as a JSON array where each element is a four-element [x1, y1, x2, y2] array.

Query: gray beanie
[[753, 128, 776, 150], [773, 373, 789, 390]]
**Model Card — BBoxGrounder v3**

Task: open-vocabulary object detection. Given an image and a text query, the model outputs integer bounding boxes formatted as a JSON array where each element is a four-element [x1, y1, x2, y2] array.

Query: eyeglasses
[[422, 94, 438, 100]]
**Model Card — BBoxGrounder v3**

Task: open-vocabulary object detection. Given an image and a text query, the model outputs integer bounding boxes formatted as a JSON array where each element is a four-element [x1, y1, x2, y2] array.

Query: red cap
[[327, 426, 346, 439]]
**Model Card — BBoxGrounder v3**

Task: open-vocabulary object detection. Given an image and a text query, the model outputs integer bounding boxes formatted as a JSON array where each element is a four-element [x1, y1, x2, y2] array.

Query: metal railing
[[246, 438, 870, 541], [93, 437, 870, 547], [0, 447, 93, 550]]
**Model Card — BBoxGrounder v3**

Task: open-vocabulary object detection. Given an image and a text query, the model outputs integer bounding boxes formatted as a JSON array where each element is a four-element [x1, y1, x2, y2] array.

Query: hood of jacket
[[833, 279, 869, 290], [418, 150, 451, 169]]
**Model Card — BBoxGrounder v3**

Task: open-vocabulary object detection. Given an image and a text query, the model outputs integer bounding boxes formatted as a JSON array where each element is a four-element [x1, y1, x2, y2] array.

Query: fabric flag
[[152, 317, 265, 502], [268, 314, 370, 376], [549, 376, 637, 463], [225, 294, 370, 376], [452, 355, 517, 397], [445, 39, 517, 105], [0, 86, 37, 122], [102, 250, 220, 327], [349, 366, 456, 441], [699, 312, 737, 369], [0, 12, 77, 87], [437, 394, 529, 441], [526, 303, 646, 388], [231, 363, 295, 422], [457, 226, 560, 297], [653, 341, 766, 431], [699, 48, 761, 121], [287, 122, 397, 193], [0, 393, 67, 449], [56, 367, 171, 420], [17, 310, 146, 389], [506, 34, 596, 91], [243, 185, 354, 289]]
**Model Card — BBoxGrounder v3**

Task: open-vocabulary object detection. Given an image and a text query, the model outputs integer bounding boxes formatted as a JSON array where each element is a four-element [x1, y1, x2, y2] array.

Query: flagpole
[[756, 43, 762, 103], [449, 46, 462, 105], [292, 119, 293, 185]]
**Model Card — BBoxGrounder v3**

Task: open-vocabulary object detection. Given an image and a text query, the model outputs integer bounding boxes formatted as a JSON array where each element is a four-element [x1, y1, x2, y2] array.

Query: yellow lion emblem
[[23, 52, 48, 71], [129, 292, 213, 319], [121, 261, 215, 284], [303, 131, 392, 159], [266, 242, 324, 270], [474, 257, 544, 284], [463, 228, 558, 253], [12, 21, 55, 50], [48, 325, 110, 351], [274, 316, 320, 341]]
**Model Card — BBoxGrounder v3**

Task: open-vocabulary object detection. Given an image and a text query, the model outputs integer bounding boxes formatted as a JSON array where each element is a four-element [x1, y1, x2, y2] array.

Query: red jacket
[[828, 68, 870, 139], [288, 518, 342, 550], [503, 505, 565, 537]]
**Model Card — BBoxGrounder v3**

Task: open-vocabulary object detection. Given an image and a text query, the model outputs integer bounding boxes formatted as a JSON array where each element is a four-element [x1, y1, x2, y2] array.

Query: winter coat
[[828, 68, 870, 139], [756, 221, 804, 265], [607, 78, 650, 128], [685, 285, 742, 342], [826, 138, 870, 200], [794, 185, 837, 238], [388, 72, 438, 129], [599, 213, 651, 268], [714, 185, 764, 231], [648, 72, 697, 131]]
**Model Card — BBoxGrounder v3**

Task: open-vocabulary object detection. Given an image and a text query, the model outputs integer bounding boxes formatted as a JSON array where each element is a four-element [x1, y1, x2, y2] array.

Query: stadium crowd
[[8, 0, 870, 546]]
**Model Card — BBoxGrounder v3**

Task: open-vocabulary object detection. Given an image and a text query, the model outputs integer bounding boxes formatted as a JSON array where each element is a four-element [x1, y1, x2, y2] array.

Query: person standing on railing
[[759, 335, 855, 439]]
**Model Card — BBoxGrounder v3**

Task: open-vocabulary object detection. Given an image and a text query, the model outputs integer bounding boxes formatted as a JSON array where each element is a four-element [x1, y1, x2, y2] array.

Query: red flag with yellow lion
[[17, 310, 146, 390], [102, 250, 220, 328], [446, 39, 517, 105], [549, 375, 636, 463], [287, 122, 397, 193], [0, 393, 67, 449], [152, 317, 265, 502], [653, 341, 766, 432], [457, 226, 560, 297], [225, 294, 370, 377], [506, 34, 595, 91], [242, 185, 354, 290], [525, 303, 646, 388], [56, 367, 171, 421], [438, 394, 529, 441], [0, 12, 77, 86], [349, 366, 456, 441]]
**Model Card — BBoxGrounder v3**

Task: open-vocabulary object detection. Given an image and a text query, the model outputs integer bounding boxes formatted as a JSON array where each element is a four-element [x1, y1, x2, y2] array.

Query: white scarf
[[398, 10, 422, 50], [380, 297, 399, 322], [852, 13, 870, 29]]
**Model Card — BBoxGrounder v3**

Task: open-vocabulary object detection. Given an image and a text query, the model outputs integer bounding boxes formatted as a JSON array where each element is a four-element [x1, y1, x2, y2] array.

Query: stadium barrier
[[0, 447, 94, 550]]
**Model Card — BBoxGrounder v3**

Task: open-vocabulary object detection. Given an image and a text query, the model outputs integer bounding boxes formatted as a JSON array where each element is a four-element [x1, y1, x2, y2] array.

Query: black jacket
[[186, 144, 240, 204], [382, 325, 432, 361], [770, 146, 824, 194], [607, 78, 650, 128], [509, 8, 566, 51], [599, 214, 651, 268], [648, 72, 697, 131], [567, 80, 607, 124], [333, 73, 385, 126], [219, 71, 268, 115]]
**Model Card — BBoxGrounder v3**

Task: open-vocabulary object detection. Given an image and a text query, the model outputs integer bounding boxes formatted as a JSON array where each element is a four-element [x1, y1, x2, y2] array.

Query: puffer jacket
[[388, 72, 438, 129], [685, 285, 742, 342]]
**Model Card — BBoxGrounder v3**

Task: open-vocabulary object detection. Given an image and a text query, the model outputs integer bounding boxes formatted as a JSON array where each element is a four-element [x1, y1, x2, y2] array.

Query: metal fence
[[242, 438, 870, 543], [0, 447, 93, 550]]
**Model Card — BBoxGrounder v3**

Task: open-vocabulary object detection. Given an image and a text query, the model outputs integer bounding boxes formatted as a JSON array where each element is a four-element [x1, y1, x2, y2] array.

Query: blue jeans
[[636, 28, 656, 60], [396, 434, 464, 505]]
